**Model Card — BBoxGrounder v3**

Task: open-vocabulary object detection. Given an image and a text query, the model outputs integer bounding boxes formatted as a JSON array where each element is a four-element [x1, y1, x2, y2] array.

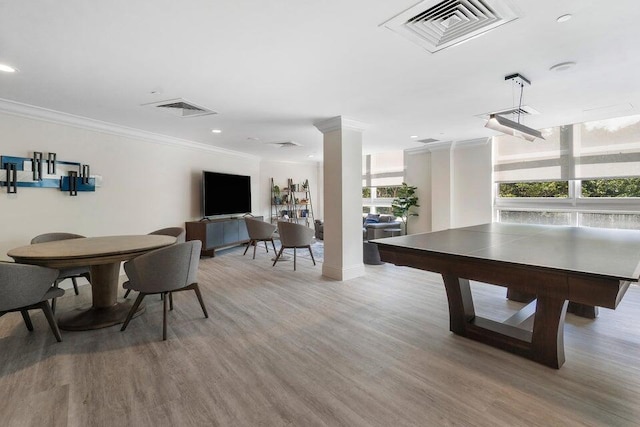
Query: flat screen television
[[202, 171, 252, 217]]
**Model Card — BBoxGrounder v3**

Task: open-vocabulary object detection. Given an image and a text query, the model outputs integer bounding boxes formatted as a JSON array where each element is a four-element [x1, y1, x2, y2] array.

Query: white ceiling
[[1, 0, 640, 162]]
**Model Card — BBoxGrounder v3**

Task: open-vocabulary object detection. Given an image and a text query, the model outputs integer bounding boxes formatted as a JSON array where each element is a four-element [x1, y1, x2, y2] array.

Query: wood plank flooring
[[1, 245, 640, 426]]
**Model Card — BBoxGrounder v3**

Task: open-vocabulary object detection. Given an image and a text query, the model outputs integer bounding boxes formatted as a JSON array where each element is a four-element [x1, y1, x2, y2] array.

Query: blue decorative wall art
[[1, 152, 96, 196]]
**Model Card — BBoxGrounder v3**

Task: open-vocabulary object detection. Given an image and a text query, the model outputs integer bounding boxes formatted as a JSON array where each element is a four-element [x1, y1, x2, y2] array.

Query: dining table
[[8, 235, 176, 331]]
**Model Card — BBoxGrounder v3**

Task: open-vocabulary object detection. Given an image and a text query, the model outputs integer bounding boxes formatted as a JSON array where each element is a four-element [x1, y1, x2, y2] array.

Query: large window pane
[[375, 206, 393, 216], [498, 181, 569, 198], [581, 178, 640, 197], [579, 213, 640, 229], [376, 186, 399, 198], [498, 210, 572, 225]]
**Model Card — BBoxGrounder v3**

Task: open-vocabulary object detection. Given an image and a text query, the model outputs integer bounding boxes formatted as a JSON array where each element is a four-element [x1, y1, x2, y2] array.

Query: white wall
[[0, 111, 261, 260], [404, 149, 431, 234], [259, 160, 321, 223], [451, 140, 493, 227], [404, 139, 492, 233], [430, 146, 453, 231]]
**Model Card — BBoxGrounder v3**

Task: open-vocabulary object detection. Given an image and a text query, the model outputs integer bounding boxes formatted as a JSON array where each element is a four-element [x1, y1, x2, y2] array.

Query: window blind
[[493, 114, 640, 182], [362, 151, 404, 187], [574, 114, 640, 180]]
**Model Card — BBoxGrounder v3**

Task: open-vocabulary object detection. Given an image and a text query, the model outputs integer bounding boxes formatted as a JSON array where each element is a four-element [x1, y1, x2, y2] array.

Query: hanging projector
[[485, 73, 545, 141]]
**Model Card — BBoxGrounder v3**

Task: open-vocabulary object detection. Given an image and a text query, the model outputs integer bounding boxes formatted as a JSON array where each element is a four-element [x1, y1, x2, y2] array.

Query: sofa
[[314, 214, 401, 241], [362, 214, 402, 240], [314, 219, 324, 240]]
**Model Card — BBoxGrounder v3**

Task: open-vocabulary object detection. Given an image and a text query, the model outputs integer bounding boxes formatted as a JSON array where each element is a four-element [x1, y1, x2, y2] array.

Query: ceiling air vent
[[382, 0, 518, 53], [142, 98, 217, 118], [417, 138, 439, 144], [476, 105, 540, 120], [266, 141, 302, 148]]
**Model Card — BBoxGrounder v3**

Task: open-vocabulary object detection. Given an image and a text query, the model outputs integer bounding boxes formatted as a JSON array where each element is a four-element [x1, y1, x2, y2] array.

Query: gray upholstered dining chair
[[120, 240, 208, 341], [0, 262, 64, 342], [243, 217, 277, 259], [273, 221, 316, 271], [148, 227, 186, 243], [31, 232, 90, 312], [123, 227, 185, 299]]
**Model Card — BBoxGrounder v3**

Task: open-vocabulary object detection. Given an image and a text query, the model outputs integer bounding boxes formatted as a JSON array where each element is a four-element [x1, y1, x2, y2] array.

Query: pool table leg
[[443, 275, 569, 369]]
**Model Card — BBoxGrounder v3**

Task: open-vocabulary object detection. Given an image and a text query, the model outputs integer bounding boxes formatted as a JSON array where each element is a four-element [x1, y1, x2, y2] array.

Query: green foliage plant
[[391, 182, 419, 234]]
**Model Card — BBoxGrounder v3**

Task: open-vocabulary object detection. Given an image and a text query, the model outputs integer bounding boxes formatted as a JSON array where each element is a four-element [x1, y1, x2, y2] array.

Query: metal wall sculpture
[[1, 151, 96, 196]]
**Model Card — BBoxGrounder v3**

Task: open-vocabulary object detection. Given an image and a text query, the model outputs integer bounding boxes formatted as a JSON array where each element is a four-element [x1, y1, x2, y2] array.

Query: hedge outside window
[[494, 113, 640, 230]]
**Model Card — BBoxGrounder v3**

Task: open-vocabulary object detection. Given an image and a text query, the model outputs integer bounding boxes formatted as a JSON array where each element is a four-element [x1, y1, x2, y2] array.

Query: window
[[494, 114, 640, 230], [581, 178, 640, 198], [362, 151, 404, 215], [498, 181, 569, 198]]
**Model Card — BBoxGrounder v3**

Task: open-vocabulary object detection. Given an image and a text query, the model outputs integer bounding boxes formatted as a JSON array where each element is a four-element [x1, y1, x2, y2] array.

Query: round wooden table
[[8, 235, 176, 331]]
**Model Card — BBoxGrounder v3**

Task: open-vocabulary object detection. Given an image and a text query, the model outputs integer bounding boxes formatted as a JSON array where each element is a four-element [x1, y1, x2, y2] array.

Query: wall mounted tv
[[202, 171, 252, 217]]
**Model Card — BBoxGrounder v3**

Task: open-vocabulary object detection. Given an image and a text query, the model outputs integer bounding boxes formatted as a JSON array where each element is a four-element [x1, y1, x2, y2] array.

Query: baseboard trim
[[322, 263, 365, 281]]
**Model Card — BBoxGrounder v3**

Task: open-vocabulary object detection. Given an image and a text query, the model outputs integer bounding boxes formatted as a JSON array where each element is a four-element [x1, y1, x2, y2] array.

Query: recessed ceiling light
[[308, 154, 315, 158], [0, 63, 17, 73], [410, 135, 418, 139], [557, 14, 572, 23], [549, 61, 576, 72], [211, 129, 222, 134]]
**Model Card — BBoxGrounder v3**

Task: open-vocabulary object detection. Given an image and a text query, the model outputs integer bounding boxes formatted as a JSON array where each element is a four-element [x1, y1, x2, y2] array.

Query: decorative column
[[314, 116, 366, 281]]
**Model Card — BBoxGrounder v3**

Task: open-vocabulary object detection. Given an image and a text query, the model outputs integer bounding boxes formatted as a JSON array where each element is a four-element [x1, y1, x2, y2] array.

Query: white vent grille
[[266, 141, 302, 148], [382, 0, 518, 53], [142, 98, 217, 118], [418, 138, 439, 144], [476, 105, 540, 120]]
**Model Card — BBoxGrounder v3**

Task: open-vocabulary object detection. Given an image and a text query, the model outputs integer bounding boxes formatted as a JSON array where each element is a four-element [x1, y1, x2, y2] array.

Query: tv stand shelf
[[186, 216, 261, 257]]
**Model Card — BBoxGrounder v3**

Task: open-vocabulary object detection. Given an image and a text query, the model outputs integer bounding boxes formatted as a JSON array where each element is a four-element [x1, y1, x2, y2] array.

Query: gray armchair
[[148, 227, 186, 243], [0, 262, 64, 342], [273, 221, 316, 271], [121, 240, 208, 341], [244, 217, 277, 259], [123, 227, 185, 299], [31, 232, 90, 312]]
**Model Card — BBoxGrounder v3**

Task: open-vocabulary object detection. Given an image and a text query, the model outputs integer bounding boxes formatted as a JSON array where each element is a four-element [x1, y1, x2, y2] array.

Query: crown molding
[[0, 98, 260, 160], [422, 140, 454, 152], [404, 146, 431, 155], [314, 116, 368, 134], [453, 137, 490, 149], [409, 137, 489, 153]]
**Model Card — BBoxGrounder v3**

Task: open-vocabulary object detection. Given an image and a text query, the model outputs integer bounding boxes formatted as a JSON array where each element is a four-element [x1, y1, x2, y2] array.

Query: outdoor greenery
[[499, 181, 569, 198], [362, 186, 401, 199], [581, 178, 640, 197], [391, 182, 419, 234], [499, 178, 640, 198]]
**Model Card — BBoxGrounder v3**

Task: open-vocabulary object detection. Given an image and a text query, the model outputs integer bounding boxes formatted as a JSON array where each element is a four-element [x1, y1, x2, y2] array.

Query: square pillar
[[315, 116, 366, 281]]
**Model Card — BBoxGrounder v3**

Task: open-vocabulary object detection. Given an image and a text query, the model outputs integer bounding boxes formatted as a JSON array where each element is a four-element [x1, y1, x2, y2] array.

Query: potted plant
[[273, 184, 281, 205], [391, 182, 419, 235]]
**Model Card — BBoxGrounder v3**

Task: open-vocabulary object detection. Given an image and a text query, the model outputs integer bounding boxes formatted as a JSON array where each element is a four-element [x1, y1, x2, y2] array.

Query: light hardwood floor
[[1, 245, 640, 426]]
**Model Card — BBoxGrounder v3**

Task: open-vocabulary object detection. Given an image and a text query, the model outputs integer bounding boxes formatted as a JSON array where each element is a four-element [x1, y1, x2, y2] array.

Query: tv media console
[[186, 216, 262, 257]]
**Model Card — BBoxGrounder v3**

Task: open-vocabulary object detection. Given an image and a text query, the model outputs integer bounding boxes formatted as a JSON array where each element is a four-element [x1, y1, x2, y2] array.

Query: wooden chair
[[31, 232, 90, 313], [121, 241, 208, 341], [243, 217, 277, 259], [273, 221, 316, 271], [0, 262, 64, 342]]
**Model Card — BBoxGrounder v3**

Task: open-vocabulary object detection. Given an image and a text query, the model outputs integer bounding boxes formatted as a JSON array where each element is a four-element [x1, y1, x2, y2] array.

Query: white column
[[314, 116, 366, 281], [428, 141, 454, 231]]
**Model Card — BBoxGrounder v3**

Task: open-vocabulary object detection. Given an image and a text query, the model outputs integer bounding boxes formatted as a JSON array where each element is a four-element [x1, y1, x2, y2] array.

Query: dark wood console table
[[374, 223, 640, 369], [186, 216, 261, 257]]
